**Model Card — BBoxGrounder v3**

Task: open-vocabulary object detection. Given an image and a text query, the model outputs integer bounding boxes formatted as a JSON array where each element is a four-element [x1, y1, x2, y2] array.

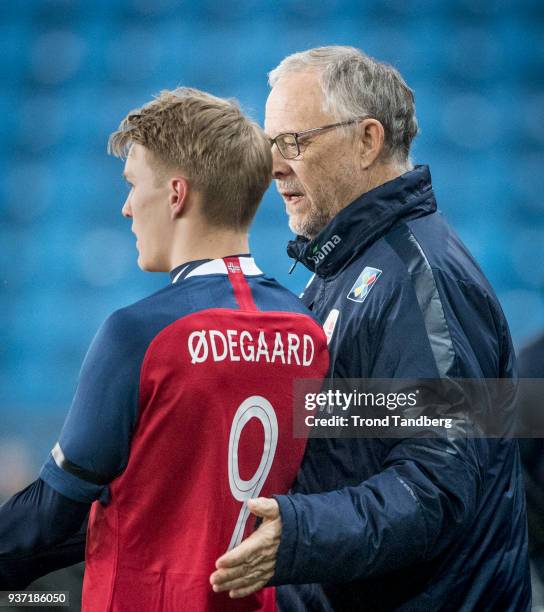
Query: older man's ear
[[358, 118, 385, 170]]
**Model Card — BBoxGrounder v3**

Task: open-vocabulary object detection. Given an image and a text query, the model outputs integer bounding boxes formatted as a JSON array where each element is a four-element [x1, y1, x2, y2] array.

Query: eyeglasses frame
[[269, 116, 370, 160]]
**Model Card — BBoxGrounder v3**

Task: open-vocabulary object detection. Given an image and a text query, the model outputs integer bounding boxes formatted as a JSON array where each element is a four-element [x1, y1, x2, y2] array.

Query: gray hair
[[268, 46, 418, 167]]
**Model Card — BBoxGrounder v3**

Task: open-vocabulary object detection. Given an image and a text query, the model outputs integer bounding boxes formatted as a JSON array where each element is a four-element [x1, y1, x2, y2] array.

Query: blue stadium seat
[[0, 1, 542, 440]]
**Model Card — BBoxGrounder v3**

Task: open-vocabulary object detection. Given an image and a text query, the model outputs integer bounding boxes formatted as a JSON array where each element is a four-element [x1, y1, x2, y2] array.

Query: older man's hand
[[210, 497, 281, 599]]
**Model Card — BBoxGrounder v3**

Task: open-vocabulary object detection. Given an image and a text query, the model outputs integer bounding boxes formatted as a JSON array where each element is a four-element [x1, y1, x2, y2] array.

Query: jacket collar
[[287, 165, 437, 278]]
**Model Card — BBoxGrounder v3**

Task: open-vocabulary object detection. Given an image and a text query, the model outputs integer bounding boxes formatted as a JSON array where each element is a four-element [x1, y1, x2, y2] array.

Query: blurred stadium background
[[0, 0, 543, 526]]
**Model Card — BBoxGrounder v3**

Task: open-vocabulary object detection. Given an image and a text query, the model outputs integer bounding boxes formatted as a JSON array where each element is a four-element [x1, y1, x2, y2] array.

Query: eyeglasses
[[269, 117, 369, 160]]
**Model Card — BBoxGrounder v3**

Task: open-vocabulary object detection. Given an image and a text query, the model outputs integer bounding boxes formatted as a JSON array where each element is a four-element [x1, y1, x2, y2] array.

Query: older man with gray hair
[[211, 46, 531, 610]]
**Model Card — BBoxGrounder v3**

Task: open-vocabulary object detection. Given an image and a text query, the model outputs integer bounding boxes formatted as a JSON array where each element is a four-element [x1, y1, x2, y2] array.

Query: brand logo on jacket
[[323, 309, 340, 344], [347, 267, 382, 303], [310, 235, 341, 265]]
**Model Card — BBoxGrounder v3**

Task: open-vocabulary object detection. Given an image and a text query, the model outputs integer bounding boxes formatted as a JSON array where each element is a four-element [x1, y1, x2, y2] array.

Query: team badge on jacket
[[347, 267, 382, 303]]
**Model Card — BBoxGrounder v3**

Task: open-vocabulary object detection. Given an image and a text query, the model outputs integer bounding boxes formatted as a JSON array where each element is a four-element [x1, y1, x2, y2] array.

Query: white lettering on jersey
[[210, 329, 228, 361], [226, 329, 240, 362], [303, 334, 314, 366], [287, 333, 301, 365], [239, 330, 255, 361], [256, 331, 270, 363], [188, 329, 316, 366], [271, 332, 286, 364], [188, 331, 208, 363]]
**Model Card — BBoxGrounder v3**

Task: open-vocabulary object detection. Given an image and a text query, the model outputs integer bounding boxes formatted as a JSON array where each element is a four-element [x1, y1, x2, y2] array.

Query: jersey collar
[[170, 255, 261, 284]]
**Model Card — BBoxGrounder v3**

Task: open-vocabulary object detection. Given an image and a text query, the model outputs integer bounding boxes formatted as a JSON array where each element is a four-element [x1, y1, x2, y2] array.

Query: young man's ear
[[169, 177, 189, 219]]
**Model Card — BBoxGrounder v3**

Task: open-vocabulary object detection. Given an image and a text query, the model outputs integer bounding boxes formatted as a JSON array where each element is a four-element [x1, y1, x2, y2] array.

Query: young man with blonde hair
[[0, 87, 329, 611]]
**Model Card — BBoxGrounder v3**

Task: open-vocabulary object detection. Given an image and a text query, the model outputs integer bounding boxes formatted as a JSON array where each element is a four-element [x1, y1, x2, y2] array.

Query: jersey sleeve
[[39, 309, 143, 503], [0, 478, 88, 589]]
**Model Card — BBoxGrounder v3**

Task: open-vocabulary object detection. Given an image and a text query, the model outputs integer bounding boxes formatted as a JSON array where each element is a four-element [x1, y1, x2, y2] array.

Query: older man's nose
[[272, 147, 293, 179]]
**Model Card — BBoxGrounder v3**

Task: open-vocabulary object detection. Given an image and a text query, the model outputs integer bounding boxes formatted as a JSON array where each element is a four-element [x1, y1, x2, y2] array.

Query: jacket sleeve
[[273, 436, 482, 584], [272, 277, 486, 584]]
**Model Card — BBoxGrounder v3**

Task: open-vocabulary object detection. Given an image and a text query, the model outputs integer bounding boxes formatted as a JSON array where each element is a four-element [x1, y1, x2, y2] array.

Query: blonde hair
[[108, 87, 272, 229]]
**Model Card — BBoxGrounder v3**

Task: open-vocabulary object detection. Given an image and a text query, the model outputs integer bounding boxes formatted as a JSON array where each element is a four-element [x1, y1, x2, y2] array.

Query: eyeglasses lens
[[277, 134, 299, 159]]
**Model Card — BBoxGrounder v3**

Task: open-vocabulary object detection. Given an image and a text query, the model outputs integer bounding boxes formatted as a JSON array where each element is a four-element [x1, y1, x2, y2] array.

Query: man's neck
[[168, 226, 250, 271], [311, 162, 412, 240], [364, 160, 410, 196]]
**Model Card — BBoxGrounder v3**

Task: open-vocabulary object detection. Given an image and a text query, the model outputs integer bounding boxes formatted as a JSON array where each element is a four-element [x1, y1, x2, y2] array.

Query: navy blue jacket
[[273, 166, 531, 611]]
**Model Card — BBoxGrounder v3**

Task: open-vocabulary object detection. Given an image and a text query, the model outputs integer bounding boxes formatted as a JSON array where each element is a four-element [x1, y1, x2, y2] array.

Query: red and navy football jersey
[[39, 256, 329, 612]]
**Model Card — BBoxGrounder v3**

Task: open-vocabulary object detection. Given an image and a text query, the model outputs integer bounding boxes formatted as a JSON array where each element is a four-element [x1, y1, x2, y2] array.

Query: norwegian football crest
[[347, 267, 382, 303]]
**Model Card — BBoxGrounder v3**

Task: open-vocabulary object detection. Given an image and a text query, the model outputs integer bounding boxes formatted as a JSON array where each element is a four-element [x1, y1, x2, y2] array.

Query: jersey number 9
[[227, 396, 279, 550]]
